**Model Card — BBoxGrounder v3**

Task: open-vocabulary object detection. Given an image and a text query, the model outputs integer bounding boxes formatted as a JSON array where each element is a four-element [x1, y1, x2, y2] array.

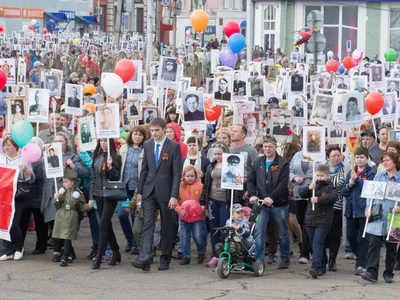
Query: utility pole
[[107, 0, 114, 35], [246, 0, 253, 63], [114, 0, 123, 43], [146, 0, 154, 73], [156, 0, 161, 43]]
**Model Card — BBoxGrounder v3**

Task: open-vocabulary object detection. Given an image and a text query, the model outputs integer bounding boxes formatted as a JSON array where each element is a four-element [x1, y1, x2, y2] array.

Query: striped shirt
[[329, 164, 345, 210]]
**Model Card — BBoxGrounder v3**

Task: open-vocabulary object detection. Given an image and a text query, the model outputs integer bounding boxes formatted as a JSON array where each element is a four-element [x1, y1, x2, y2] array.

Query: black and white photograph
[[296, 63, 308, 76], [302, 126, 326, 162], [44, 75, 60, 97], [7, 98, 26, 129], [128, 72, 146, 100], [290, 52, 299, 63], [233, 71, 248, 96], [382, 92, 397, 120], [370, 64, 384, 83], [158, 56, 180, 88], [385, 182, 400, 201], [65, 83, 83, 115], [210, 49, 222, 74], [267, 66, 278, 81], [350, 76, 368, 93], [335, 76, 349, 90], [342, 93, 364, 126], [290, 73, 305, 92], [95, 103, 120, 139], [214, 73, 233, 103], [127, 60, 142, 89], [16, 83, 26, 98], [206, 78, 214, 94], [17, 58, 26, 83], [143, 106, 159, 124], [361, 180, 386, 200], [221, 153, 245, 190], [178, 77, 191, 99], [150, 62, 159, 81], [27, 88, 49, 123], [311, 94, 334, 125], [142, 86, 158, 106], [288, 93, 307, 125], [182, 91, 205, 123], [389, 130, 400, 142], [78, 116, 97, 152], [328, 121, 347, 145], [360, 61, 370, 76], [126, 98, 141, 121], [274, 75, 286, 98], [390, 69, 400, 79], [248, 62, 261, 77], [237, 101, 255, 115], [386, 79, 400, 97], [270, 109, 294, 143], [250, 78, 265, 97], [43, 143, 64, 179], [241, 112, 262, 145]]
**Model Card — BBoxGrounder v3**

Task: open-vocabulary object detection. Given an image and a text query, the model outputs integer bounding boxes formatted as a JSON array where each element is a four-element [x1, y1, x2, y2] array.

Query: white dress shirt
[[154, 135, 167, 161]]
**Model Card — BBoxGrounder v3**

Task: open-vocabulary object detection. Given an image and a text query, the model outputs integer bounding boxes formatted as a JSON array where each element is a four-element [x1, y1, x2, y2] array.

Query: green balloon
[[12, 120, 34, 148], [385, 48, 397, 62]]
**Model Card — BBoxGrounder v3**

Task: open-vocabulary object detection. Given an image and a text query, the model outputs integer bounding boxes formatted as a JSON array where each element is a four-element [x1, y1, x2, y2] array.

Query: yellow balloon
[[73, 38, 79, 45], [190, 9, 209, 33]]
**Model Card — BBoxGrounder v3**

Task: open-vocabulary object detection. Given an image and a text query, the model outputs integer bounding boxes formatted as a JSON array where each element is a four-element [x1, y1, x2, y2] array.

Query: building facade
[[253, 1, 400, 61]]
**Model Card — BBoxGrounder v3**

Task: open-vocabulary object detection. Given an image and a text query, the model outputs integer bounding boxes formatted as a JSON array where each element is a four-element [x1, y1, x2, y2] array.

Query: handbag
[[102, 181, 127, 201], [369, 204, 382, 223], [15, 182, 31, 200]]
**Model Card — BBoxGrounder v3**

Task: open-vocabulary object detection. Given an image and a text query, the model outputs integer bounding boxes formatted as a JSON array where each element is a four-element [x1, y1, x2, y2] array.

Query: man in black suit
[[130, 103, 139, 116], [387, 81, 399, 98], [233, 71, 246, 95], [330, 121, 346, 138], [337, 77, 348, 89], [292, 97, 304, 117], [68, 87, 80, 108], [132, 118, 182, 271], [184, 94, 204, 121], [214, 77, 231, 101], [273, 114, 290, 135]]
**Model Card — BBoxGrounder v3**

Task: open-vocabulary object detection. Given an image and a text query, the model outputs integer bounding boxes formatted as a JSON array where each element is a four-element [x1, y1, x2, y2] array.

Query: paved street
[[1, 219, 400, 300]]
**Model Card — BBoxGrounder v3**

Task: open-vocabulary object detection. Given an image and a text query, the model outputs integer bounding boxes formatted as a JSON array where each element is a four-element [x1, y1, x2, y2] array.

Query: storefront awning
[[44, 12, 68, 22], [75, 16, 98, 25]]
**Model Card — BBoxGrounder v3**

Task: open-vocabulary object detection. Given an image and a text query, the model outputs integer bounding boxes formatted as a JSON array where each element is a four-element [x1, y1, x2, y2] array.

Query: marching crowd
[[1, 43, 400, 285]]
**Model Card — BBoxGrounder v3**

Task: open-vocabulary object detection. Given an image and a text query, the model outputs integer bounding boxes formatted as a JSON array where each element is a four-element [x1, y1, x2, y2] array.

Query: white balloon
[[31, 19, 37, 25], [102, 73, 124, 99], [22, 25, 29, 32], [327, 51, 334, 58]]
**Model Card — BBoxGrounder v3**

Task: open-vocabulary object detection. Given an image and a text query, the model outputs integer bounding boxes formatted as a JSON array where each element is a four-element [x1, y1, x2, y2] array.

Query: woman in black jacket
[[90, 138, 122, 269]]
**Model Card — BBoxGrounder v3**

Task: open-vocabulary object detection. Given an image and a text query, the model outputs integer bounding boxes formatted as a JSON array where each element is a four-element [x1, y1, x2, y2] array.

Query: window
[[304, 5, 358, 60], [390, 8, 400, 54], [232, 0, 236, 9], [222, 0, 227, 9], [263, 5, 276, 51]]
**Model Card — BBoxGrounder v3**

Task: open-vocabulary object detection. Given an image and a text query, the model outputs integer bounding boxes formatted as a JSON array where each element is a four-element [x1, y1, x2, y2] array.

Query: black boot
[[328, 256, 337, 272], [92, 255, 102, 270], [109, 251, 121, 266], [60, 256, 68, 267], [87, 244, 98, 260]]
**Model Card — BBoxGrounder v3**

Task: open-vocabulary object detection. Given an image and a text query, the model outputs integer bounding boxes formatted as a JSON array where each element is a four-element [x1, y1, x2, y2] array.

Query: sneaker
[[234, 262, 245, 271], [355, 266, 365, 276], [277, 260, 290, 269], [180, 257, 191, 265], [267, 254, 277, 265], [345, 252, 355, 259], [309, 268, 318, 279], [0, 254, 13, 261], [13, 248, 24, 260], [361, 271, 378, 283], [206, 257, 219, 267], [52, 254, 61, 262], [384, 275, 393, 283], [299, 257, 309, 264]]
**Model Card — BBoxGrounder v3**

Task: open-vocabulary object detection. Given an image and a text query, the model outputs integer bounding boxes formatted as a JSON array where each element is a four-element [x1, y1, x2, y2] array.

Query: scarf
[[183, 153, 201, 170]]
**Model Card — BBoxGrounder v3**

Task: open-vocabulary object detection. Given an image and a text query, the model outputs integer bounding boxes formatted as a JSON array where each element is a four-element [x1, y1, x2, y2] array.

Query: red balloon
[[365, 92, 384, 116], [204, 97, 222, 121], [28, 24, 34, 31], [180, 200, 203, 223], [243, 206, 251, 219], [223, 21, 240, 38], [325, 59, 339, 73], [0, 26, 4, 34], [342, 56, 354, 70], [0, 69, 7, 90], [114, 59, 136, 83], [43, 28, 48, 34]]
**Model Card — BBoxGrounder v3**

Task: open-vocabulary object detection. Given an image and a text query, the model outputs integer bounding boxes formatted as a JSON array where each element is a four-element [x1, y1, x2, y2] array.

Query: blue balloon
[[12, 120, 34, 148], [338, 64, 345, 74], [55, 26, 60, 31], [34, 23, 39, 29], [49, 19, 55, 25], [228, 33, 246, 54]]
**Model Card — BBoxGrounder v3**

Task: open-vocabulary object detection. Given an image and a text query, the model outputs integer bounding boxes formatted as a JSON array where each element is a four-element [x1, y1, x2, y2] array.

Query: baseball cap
[[267, 97, 279, 104], [360, 130, 375, 139], [232, 204, 243, 213]]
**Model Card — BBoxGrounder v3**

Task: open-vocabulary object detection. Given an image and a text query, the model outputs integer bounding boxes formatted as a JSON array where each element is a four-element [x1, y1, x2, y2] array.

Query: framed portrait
[[267, 66, 278, 81], [270, 109, 294, 143], [51, 69, 63, 86], [15, 83, 27, 98], [221, 153, 245, 190], [182, 91, 205, 123], [302, 126, 326, 162], [288, 93, 307, 125], [274, 75, 286, 98], [290, 73, 305, 93], [95, 103, 120, 139], [290, 52, 299, 63], [213, 73, 233, 104], [250, 78, 265, 97], [43, 75, 60, 97], [382, 92, 397, 121], [296, 63, 308, 76], [248, 62, 261, 77], [390, 69, 400, 79], [178, 77, 191, 99], [142, 86, 158, 107], [233, 70, 248, 96], [157, 56, 181, 89], [126, 60, 143, 89], [17, 58, 26, 83], [361, 180, 386, 200], [143, 106, 159, 124], [43, 143, 64, 179], [385, 182, 400, 201], [335, 75, 350, 90], [389, 130, 400, 142], [211, 49, 222, 74], [78, 116, 97, 152], [350, 76, 368, 93], [7, 98, 27, 129], [27, 88, 49, 123], [310, 93, 334, 125], [328, 121, 347, 145], [241, 112, 263, 145], [386, 78, 400, 98], [206, 78, 214, 94], [126, 98, 142, 121], [65, 84, 83, 115], [342, 93, 364, 127], [237, 100, 255, 114], [0, 58, 16, 86], [370, 64, 384, 83], [128, 72, 146, 100], [360, 61, 370, 76]]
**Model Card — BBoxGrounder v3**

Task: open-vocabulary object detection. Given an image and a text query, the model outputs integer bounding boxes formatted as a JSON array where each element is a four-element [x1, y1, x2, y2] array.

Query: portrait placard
[[221, 153, 245, 190], [27, 88, 49, 123], [65, 84, 83, 115], [43, 143, 64, 179], [95, 103, 120, 139], [361, 180, 386, 200], [78, 116, 97, 152], [302, 126, 326, 162]]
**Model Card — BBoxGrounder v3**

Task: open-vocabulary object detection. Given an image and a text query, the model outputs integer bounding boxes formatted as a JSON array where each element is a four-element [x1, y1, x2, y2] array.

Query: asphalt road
[[1, 218, 400, 300]]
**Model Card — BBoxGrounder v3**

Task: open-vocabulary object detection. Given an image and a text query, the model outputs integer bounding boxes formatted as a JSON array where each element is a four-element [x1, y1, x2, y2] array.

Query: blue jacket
[[366, 171, 400, 236], [342, 164, 376, 219]]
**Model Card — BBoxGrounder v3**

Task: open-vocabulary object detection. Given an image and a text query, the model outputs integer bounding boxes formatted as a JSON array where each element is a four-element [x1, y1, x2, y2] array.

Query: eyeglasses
[[212, 143, 227, 151]]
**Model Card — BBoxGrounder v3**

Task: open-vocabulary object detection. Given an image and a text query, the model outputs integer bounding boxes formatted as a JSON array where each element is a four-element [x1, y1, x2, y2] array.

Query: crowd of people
[[0, 37, 400, 285]]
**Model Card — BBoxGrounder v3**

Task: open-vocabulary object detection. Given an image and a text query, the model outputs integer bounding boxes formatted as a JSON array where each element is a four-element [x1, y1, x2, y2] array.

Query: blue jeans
[[116, 190, 137, 249], [208, 198, 229, 257], [254, 206, 290, 262], [307, 226, 329, 272], [87, 208, 100, 246], [180, 220, 207, 257]]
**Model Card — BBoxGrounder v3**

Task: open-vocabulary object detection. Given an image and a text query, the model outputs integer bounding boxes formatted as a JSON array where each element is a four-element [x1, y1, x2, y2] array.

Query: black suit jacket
[[68, 97, 80, 108], [130, 105, 139, 115], [138, 138, 182, 202], [214, 91, 231, 100], [292, 106, 304, 117], [273, 125, 290, 135]]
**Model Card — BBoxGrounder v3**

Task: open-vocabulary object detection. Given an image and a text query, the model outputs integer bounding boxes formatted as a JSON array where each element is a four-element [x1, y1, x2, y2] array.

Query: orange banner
[[22, 8, 44, 19], [0, 7, 21, 18]]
